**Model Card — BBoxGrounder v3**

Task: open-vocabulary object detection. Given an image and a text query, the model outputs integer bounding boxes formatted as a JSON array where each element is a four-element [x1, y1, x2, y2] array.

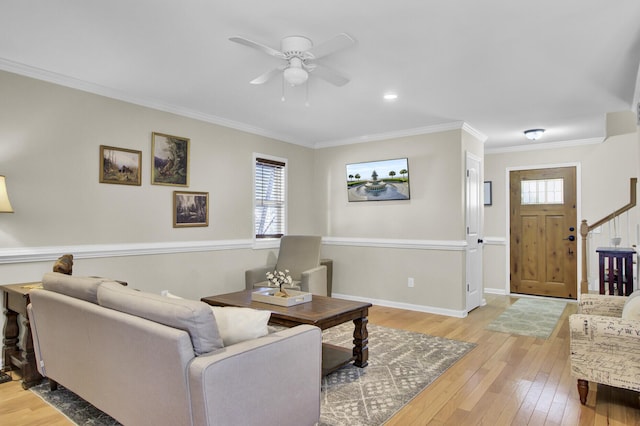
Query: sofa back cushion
[[42, 272, 110, 304], [97, 282, 223, 355]]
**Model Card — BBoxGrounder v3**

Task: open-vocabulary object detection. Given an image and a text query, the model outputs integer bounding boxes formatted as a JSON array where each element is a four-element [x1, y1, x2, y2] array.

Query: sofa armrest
[[569, 313, 640, 391], [188, 324, 321, 426], [245, 265, 274, 290], [578, 294, 626, 316], [300, 265, 327, 296]]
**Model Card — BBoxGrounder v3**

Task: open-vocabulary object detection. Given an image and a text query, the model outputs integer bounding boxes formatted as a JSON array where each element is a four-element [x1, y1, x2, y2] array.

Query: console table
[[596, 247, 636, 296], [1, 282, 43, 389]]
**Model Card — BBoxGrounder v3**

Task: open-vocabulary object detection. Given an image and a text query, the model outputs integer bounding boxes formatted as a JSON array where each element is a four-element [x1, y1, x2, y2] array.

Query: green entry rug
[[30, 323, 476, 426], [485, 297, 568, 339]]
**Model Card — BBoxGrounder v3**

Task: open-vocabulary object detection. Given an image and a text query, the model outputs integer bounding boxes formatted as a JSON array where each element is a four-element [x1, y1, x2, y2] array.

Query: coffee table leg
[[353, 316, 369, 368]]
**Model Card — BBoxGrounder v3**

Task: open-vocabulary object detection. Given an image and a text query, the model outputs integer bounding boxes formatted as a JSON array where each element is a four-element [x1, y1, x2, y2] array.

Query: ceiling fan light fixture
[[284, 66, 308, 86], [524, 128, 545, 140]]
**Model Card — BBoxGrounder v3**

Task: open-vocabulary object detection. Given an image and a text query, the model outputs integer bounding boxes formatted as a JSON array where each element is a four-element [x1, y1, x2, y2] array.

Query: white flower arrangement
[[266, 269, 293, 295]]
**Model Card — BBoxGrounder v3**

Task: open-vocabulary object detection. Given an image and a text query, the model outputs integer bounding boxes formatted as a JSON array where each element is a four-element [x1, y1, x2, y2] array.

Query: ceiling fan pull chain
[[281, 76, 286, 102], [305, 81, 310, 107]]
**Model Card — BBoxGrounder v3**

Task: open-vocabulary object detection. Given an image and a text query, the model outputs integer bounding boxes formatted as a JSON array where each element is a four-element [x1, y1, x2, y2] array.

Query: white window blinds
[[255, 157, 285, 238]]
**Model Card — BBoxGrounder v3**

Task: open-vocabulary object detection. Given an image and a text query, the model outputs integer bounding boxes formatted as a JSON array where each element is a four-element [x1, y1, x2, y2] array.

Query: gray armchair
[[246, 235, 328, 296]]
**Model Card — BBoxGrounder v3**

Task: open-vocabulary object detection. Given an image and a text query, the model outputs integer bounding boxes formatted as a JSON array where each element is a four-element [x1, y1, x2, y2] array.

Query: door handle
[[564, 235, 575, 242], [478, 239, 484, 244]]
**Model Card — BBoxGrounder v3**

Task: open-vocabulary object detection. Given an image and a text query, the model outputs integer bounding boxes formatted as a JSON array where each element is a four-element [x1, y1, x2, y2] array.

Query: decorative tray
[[251, 288, 312, 307]]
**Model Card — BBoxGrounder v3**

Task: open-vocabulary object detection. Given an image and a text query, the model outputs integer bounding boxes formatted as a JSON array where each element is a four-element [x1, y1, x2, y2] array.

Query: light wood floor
[[0, 294, 638, 425]]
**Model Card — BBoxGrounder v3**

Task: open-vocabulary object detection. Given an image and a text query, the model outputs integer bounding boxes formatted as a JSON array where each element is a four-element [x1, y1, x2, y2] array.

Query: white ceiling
[[1, 1, 639, 150]]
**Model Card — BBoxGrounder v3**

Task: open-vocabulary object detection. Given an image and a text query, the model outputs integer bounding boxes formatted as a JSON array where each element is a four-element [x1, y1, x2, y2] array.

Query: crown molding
[[484, 137, 603, 154], [0, 59, 492, 150], [313, 121, 486, 149], [0, 58, 311, 148], [461, 122, 488, 142]]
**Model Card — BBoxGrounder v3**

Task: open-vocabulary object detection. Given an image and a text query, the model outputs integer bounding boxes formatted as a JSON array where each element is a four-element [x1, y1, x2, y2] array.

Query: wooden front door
[[510, 167, 577, 299]]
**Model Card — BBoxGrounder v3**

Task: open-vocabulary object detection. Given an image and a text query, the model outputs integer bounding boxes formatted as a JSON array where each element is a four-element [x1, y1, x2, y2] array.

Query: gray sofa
[[27, 272, 322, 426]]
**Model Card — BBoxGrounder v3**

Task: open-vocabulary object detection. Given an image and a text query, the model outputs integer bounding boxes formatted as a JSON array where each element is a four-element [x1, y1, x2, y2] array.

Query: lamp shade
[[0, 175, 14, 213]]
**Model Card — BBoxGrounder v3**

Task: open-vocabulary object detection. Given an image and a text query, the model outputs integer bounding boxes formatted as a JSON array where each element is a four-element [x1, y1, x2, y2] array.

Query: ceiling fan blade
[[310, 64, 350, 86], [306, 33, 355, 59], [229, 36, 286, 59], [250, 66, 285, 85]]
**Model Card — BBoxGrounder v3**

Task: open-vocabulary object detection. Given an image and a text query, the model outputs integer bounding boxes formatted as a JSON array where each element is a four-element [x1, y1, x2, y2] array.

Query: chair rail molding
[[322, 236, 467, 251], [0, 239, 254, 264], [0, 236, 473, 265]]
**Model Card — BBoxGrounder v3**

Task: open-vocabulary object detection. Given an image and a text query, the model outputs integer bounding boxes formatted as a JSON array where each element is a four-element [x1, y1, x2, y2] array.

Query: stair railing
[[580, 177, 637, 293]]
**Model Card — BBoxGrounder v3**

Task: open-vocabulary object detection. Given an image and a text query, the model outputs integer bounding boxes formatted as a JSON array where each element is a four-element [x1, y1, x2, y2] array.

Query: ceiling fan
[[229, 33, 355, 87]]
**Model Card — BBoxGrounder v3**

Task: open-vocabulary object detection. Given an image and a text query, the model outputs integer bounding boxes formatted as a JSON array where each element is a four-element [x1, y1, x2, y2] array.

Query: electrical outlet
[[408, 277, 414, 288]]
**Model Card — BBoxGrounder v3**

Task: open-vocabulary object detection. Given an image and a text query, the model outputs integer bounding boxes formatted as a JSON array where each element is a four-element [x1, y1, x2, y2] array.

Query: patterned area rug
[[485, 297, 567, 339], [30, 323, 476, 426]]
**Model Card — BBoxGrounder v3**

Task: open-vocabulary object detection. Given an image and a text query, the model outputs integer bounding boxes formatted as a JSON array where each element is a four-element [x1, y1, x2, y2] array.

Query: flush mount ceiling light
[[383, 93, 398, 101], [524, 128, 545, 140]]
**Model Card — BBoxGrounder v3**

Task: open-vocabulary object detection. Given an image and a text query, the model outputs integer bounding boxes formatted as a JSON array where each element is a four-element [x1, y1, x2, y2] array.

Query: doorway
[[509, 167, 577, 299]]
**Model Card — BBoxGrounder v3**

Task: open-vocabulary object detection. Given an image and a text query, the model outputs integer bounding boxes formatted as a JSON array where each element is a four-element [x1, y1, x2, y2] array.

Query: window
[[521, 178, 564, 205], [254, 155, 286, 238]]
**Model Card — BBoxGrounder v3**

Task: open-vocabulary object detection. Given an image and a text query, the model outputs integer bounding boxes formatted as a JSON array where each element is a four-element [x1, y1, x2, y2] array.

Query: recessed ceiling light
[[383, 93, 398, 101]]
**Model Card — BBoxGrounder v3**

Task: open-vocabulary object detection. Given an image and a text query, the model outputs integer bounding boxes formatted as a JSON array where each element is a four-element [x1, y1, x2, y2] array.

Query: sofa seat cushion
[[210, 306, 271, 346], [97, 282, 223, 355], [42, 272, 111, 304]]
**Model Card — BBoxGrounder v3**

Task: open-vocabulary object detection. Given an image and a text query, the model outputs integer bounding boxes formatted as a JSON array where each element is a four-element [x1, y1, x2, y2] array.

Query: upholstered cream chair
[[245, 235, 328, 296], [569, 293, 640, 404]]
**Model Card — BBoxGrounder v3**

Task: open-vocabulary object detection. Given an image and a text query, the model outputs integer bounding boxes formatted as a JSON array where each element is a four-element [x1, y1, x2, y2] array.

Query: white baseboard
[[331, 292, 468, 318], [483, 287, 508, 295]]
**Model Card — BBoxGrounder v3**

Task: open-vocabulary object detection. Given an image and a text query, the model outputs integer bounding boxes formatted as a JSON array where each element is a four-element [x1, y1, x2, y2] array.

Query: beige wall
[[0, 71, 482, 320], [314, 129, 482, 315], [0, 70, 318, 293], [314, 130, 466, 240], [484, 132, 639, 293]]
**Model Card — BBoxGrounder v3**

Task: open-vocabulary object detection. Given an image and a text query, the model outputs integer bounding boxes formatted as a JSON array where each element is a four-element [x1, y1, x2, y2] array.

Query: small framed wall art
[[346, 158, 410, 202], [484, 181, 492, 206], [99, 145, 142, 186], [173, 190, 209, 228], [152, 132, 190, 186]]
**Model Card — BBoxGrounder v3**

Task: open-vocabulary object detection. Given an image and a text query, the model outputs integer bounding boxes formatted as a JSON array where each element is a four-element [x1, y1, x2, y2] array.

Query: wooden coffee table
[[201, 290, 372, 376]]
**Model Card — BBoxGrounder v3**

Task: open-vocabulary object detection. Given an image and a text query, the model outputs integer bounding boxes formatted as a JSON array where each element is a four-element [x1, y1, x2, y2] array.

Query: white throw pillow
[[209, 306, 271, 346], [622, 293, 640, 320], [161, 290, 183, 299]]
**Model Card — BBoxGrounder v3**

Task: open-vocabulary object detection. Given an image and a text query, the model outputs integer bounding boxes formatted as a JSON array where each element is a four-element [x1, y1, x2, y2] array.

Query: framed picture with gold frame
[[99, 145, 142, 186], [173, 191, 209, 227], [151, 132, 190, 186]]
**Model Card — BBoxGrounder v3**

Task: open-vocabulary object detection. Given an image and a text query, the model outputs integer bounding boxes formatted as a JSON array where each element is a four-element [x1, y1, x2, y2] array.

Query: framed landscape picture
[[346, 158, 410, 202], [152, 132, 189, 186], [99, 145, 142, 186], [173, 191, 209, 227]]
